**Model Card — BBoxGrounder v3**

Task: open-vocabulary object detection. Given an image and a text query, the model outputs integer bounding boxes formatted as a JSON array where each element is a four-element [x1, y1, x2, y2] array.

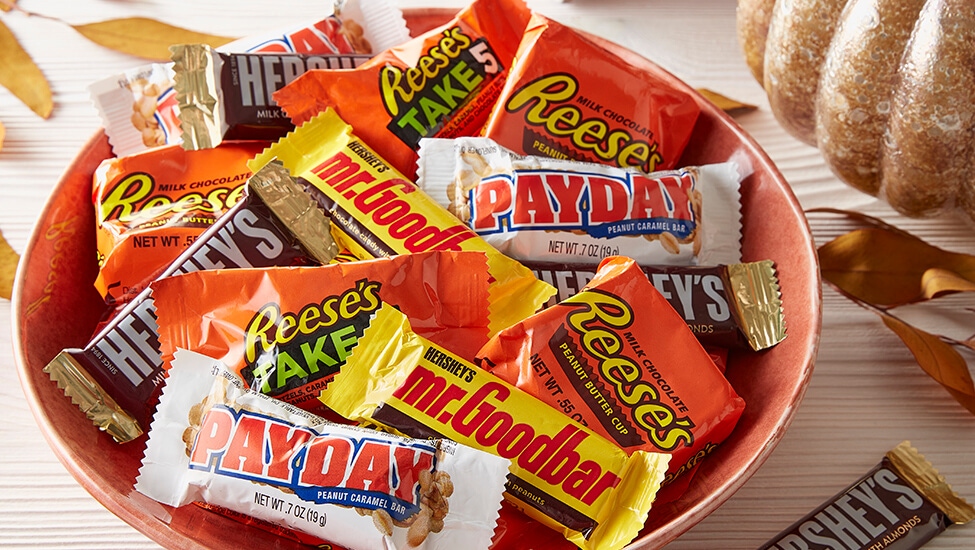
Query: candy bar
[[476, 256, 746, 488], [151, 250, 493, 418], [528, 259, 785, 351], [271, 0, 532, 178], [136, 348, 510, 550], [319, 303, 670, 550], [171, 45, 372, 150], [91, 0, 410, 156], [248, 108, 556, 338], [93, 141, 268, 306], [483, 12, 700, 172], [759, 442, 975, 550], [415, 136, 744, 267], [44, 162, 336, 442]]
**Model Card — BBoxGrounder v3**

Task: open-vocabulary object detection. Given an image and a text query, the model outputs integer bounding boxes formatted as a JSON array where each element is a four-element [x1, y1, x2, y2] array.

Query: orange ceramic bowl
[[12, 8, 821, 549]]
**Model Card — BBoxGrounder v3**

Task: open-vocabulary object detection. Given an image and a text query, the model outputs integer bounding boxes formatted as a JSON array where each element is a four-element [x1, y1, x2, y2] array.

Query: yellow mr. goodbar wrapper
[[248, 108, 555, 337], [319, 303, 670, 550]]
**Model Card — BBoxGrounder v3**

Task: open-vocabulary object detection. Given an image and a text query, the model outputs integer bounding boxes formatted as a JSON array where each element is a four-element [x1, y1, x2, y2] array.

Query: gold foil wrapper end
[[171, 43, 221, 151], [43, 351, 144, 443], [247, 160, 340, 265], [726, 260, 786, 351], [887, 441, 975, 525]]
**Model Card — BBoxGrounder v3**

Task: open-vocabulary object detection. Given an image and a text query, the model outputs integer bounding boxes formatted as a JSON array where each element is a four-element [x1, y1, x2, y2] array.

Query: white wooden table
[[1, 0, 973, 548]]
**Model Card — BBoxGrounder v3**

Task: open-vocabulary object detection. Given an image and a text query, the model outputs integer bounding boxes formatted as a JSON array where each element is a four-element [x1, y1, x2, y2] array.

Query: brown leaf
[[0, 19, 53, 118], [696, 88, 758, 116], [818, 227, 975, 306], [71, 18, 236, 61], [0, 229, 19, 300], [880, 312, 975, 415]]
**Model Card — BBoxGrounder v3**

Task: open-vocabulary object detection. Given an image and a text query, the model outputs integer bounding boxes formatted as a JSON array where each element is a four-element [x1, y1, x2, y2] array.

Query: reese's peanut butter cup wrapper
[[90, 0, 410, 156], [44, 162, 337, 442], [319, 303, 670, 550], [151, 250, 493, 419], [759, 441, 975, 550], [93, 141, 269, 307], [249, 108, 556, 337], [475, 256, 746, 489], [483, 12, 700, 173], [271, 0, 532, 178], [416, 136, 744, 267], [171, 45, 372, 150], [136, 349, 509, 550], [529, 259, 786, 351]]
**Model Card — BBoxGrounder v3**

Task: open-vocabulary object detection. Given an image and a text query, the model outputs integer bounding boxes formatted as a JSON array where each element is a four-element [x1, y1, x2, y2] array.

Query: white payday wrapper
[[416, 136, 745, 267], [136, 348, 508, 550]]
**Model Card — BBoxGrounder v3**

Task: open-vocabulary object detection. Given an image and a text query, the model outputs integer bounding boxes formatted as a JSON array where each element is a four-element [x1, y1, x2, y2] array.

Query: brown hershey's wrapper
[[759, 441, 975, 550], [171, 44, 372, 150], [44, 162, 336, 442], [528, 259, 786, 351]]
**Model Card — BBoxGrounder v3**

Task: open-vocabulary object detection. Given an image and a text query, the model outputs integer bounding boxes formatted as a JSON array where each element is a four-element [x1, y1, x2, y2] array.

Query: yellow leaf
[[0, 19, 53, 118], [0, 120, 4, 150], [696, 88, 758, 116], [0, 230, 19, 300], [71, 18, 236, 61], [0, 0, 15, 13], [818, 227, 975, 306], [880, 312, 975, 415]]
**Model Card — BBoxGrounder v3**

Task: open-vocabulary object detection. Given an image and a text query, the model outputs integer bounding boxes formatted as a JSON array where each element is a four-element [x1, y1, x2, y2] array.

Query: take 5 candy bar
[[271, 0, 533, 178], [318, 303, 670, 550], [150, 250, 494, 419], [136, 349, 510, 550]]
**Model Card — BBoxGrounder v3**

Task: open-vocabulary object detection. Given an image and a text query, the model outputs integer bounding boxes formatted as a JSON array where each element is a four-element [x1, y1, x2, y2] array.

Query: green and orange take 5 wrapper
[[271, 0, 532, 178], [248, 108, 555, 337], [484, 12, 700, 173], [476, 256, 746, 490], [150, 250, 492, 418], [319, 303, 670, 550], [93, 141, 268, 306]]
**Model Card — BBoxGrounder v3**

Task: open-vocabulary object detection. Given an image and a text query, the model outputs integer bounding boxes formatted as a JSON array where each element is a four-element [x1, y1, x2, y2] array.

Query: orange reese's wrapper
[[271, 0, 532, 178], [93, 141, 268, 306], [484, 12, 700, 173], [476, 256, 746, 488], [248, 108, 555, 338], [150, 250, 492, 419]]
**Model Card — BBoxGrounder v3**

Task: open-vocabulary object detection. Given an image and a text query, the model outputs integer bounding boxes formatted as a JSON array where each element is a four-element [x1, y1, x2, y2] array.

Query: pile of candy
[[42, 0, 804, 548]]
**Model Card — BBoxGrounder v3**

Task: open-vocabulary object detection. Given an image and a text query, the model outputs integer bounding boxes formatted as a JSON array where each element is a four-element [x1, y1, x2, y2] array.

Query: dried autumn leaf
[[818, 227, 975, 306], [880, 311, 975, 415], [696, 88, 758, 116], [0, 18, 53, 118], [0, 230, 19, 299], [71, 18, 235, 61]]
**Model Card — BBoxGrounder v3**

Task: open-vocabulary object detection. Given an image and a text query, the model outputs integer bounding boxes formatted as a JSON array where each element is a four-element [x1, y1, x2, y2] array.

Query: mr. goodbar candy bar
[[318, 303, 670, 550]]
